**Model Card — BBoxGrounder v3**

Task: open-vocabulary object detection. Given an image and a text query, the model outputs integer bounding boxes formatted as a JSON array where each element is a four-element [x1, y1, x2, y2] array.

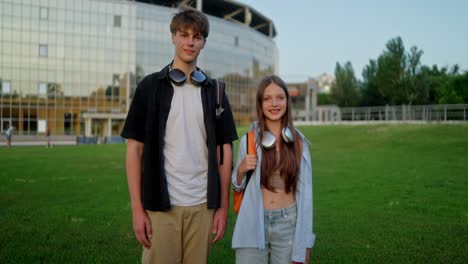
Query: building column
[[85, 118, 92, 137], [306, 78, 317, 121], [107, 118, 112, 137]]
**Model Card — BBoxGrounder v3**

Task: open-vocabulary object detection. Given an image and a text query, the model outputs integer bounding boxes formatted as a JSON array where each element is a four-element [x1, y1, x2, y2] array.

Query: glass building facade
[[0, 0, 278, 139]]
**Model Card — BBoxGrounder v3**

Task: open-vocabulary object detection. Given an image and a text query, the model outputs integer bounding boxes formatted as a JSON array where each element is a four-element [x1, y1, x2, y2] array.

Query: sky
[[240, 0, 468, 82]]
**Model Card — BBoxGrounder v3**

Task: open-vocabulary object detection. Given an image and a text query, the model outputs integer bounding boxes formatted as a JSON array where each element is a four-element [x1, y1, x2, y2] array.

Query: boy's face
[[171, 27, 205, 65]]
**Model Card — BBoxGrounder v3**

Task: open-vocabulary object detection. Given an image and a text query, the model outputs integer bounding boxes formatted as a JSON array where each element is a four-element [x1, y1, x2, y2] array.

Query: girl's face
[[262, 82, 287, 122]]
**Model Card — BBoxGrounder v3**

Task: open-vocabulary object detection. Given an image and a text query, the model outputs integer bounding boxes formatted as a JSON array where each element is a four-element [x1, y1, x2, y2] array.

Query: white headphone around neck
[[261, 127, 294, 149]]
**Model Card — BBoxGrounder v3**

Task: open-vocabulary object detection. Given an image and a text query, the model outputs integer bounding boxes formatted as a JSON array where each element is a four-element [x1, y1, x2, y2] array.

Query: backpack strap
[[215, 80, 225, 119], [215, 79, 226, 164], [247, 129, 256, 155], [245, 129, 256, 185]]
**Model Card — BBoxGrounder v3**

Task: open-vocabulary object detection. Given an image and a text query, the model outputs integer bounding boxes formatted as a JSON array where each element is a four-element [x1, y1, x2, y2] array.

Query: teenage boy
[[121, 9, 238, 263]]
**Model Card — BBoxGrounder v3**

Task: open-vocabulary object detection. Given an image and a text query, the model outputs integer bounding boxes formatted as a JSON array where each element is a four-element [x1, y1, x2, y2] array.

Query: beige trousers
[[142, 203, 214, 264]]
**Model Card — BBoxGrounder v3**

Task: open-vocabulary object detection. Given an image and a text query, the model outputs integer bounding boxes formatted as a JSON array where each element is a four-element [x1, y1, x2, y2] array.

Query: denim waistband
[[264, 203, 297, 218]]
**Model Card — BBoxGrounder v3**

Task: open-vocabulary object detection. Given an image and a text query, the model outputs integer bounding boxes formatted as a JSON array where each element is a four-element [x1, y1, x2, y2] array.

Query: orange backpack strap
[[233, 128, 256, 214], [245, 129, 256, 184], [247, 129, 256, 156]]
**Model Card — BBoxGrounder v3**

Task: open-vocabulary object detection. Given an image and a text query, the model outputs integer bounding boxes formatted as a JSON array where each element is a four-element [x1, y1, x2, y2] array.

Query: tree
[[361, 59, 385, 106], [436, 67, 468, 104], [330, 62, 360, 107], [350, 36, 465, 106], [317, 93, 334, 105], [404, 46, 430, 104], [361, 37, 406, 105], [421, 65, 466, 104], [376, 37, 406, 104], [361, 36, 432, 105], [450, 71, 468, 103], [422, 65, 452, 103]]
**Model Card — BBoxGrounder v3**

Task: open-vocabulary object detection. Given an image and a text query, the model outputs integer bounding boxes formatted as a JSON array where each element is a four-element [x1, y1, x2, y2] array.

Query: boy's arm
[[211, 143, 232, 243], [126, 139, 152, 248]]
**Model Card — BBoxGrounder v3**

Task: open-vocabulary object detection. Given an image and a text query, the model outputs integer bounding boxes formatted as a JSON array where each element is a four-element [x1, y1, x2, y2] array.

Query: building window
[[1, 80, 12, 94], [38, 82, 47, 96], [114, 15, 121, 27], [40, 7, 48, 20], [39, 44, 48, 57], [136, 17, 144, 30], [234, 36, 239, 47], [113, 74, 121, 86]]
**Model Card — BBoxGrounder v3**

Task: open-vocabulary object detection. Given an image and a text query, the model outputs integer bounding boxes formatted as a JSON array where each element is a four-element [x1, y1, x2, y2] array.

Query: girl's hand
[[239, 154, 257, 174]]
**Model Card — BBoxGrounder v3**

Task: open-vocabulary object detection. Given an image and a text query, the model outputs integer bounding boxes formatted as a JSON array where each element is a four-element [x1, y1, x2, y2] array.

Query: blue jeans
[[236, 203, 297, 264]]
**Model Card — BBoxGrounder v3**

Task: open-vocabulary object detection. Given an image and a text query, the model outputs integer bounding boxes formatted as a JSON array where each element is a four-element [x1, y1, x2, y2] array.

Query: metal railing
[[293, 104, 468, 123], [340, 104, 468, 122]]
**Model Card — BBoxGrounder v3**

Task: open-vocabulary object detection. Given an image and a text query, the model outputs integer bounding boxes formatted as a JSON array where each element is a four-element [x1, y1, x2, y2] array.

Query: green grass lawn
[[1, 124, 467, 263]]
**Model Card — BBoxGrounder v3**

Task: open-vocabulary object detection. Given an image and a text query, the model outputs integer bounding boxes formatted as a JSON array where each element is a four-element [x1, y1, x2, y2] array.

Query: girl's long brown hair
[[256, 75, 302, 194]]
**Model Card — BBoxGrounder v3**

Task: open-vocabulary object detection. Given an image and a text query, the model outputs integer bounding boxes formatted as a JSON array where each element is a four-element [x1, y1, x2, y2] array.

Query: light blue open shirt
[[231, 124, 316, 263]]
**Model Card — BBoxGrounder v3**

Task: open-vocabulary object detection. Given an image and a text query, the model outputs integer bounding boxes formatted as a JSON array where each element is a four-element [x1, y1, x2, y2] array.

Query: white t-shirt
[[163, 82, 208, 206]]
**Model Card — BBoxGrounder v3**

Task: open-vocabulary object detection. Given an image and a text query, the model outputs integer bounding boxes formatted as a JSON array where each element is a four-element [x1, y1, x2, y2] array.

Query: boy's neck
[[172, 58, 197, 76]]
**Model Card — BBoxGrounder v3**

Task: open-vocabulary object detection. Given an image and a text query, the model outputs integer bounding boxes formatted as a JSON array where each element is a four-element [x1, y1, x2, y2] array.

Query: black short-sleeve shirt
[[121, 64, 238, 211]]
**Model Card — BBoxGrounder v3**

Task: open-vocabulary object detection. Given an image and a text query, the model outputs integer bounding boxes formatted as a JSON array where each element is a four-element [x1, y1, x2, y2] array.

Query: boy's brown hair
[[170, 9, 210, 39]]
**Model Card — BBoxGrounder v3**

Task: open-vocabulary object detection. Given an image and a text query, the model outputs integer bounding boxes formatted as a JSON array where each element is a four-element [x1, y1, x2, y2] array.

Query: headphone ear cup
[[261, 131, 276, 149], [168, 68, 187, 86], [281, 127, 294, 143], [190, 70, 207, 86]]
